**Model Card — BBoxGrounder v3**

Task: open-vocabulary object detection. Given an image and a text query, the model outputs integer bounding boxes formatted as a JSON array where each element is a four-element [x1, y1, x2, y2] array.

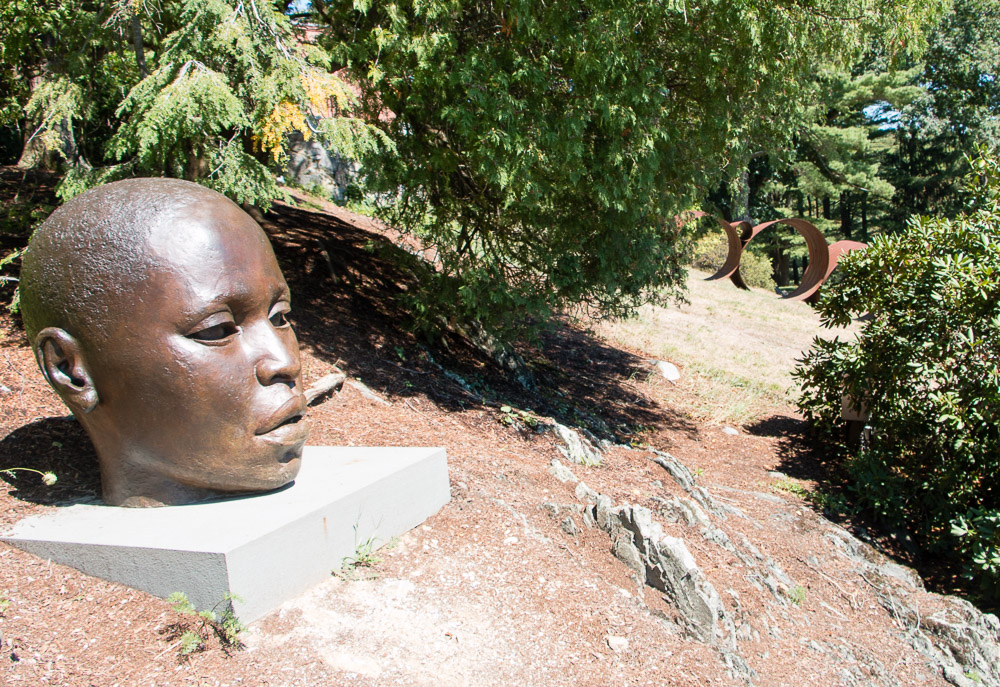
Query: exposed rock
[[285, 132, 355, 201], [606, 635, 629, 653], [653, 360, 681, 381], [590, 500, 728, 646], [884, 593, 1000, 687], [648, 449, 723, 517], [561, 516, 579, 537], [548, 423, 603, 466], [722, 426, 740, 436], [574, 481, 599, 503], [548, 459, 578, 484]]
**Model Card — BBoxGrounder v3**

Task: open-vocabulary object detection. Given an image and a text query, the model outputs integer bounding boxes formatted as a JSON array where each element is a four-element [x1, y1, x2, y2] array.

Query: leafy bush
[[690, 233, 776, 290], [795, 151, 1000, 606]]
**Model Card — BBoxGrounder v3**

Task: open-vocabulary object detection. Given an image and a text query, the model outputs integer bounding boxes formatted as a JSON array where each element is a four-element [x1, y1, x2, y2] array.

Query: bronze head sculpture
[[19, 178, 308, 507]]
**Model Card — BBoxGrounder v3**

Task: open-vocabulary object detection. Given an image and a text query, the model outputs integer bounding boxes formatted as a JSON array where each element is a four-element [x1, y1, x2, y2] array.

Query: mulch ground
[[0, 181, 967, 685]]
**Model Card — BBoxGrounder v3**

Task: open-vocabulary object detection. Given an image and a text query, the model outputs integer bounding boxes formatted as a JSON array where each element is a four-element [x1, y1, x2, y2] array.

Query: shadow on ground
[[0, 416, 101, 505], [264, 201, 699, 444]]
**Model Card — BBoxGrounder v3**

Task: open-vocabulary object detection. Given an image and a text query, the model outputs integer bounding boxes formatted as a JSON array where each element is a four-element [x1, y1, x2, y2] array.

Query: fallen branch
[[305, 373, 346, 405]]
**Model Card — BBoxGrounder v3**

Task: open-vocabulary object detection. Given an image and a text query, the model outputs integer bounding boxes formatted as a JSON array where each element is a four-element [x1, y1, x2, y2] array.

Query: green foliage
[[320, 0, 946, 338], [795, 150, 1000, 605], [167, 591, 245, 657], [690, 234, 776, 291], [788, 585, 807, 606], [5, 0, 388, 208], [340, 536, 382, 572], [884, 0, 1000, 231], [498, 404, 540, 430]]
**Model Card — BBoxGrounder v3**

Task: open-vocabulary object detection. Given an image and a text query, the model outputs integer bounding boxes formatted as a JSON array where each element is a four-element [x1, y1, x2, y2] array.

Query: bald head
[[20, 178, 243, 345], [19, 177, 308, 507]]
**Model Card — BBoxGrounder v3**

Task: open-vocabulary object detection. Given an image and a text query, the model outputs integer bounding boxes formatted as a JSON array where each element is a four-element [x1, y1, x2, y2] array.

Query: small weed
[[1, 468, 57, 486], [0, 596, 10, 615], [164, 592, 245, 658], [499, 405, 540, 430], [788, 585, 807, 606], [692, 467, 705, 478], [773, 479, 811, 499], [394, 346, 406, 361], [337, 535, 383, 579], [772, 479, 854, 517], [350, 537, 382, 568], [965, 671, 982, 684]]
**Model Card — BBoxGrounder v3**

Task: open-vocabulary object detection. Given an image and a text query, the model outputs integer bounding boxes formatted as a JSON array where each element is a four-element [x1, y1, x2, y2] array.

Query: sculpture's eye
[[269, 303, 291, 328], [187, 316, 238, 343], [189, 322, 238, 342]]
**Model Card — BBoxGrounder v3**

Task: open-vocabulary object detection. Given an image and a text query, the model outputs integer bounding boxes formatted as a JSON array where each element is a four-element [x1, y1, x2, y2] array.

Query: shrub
[[690, 233, 776, 291], [795, 151, 1000, 607]]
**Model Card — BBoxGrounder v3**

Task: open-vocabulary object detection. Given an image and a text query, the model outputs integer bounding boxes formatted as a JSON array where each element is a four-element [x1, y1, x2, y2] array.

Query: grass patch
[[595, 269, 857, 425]]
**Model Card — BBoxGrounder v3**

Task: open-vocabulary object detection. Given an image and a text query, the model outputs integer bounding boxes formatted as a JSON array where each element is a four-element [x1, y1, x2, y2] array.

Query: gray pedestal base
[[1, 446, 449, 622]]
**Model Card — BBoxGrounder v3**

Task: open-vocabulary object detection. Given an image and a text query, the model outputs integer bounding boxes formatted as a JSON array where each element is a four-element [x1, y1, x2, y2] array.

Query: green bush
[[795, 151, 1000, 607], [690, 233, 776, 291]]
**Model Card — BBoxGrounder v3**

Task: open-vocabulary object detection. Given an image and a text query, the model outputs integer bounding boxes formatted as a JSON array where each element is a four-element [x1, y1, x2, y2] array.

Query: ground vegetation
[[796, 151, 1000, 607]]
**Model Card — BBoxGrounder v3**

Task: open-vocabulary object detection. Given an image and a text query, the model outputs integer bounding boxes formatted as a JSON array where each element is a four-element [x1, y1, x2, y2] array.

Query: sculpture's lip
[[256, 395, 308, 437]]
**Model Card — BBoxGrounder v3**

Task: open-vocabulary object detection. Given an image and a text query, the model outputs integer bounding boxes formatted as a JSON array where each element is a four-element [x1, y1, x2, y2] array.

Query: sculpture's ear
[[34, 327, 98, 414]]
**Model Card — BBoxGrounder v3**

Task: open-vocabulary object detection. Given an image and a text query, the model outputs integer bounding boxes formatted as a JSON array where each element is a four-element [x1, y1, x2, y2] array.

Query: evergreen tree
[[2, 0, 387, 207], [884, 0, 1000, 230], [315, 0, 946, 335]]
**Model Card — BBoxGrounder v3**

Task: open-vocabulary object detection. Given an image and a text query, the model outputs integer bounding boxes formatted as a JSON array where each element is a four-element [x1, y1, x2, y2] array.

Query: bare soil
[[0, 187, 991, 686]]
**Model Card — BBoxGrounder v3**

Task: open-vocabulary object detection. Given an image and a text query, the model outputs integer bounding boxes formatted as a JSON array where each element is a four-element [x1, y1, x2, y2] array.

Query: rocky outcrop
[[541, 445, 1000, 687], [285, 132, 356, 201]]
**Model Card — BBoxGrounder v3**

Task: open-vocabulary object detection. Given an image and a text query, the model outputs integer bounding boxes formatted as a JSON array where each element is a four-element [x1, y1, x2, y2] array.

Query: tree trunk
[[775, 247, 790, 286], [131, 14, 148, 78], [839, 191, 852, 240], [822, 196, 831, 220], [16, 81, 89, 171], [861, 194, 869, 242]]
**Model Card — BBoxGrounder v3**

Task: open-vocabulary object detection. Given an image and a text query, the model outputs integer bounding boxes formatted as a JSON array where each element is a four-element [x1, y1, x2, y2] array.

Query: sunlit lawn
[[594, 268, 858, 425]]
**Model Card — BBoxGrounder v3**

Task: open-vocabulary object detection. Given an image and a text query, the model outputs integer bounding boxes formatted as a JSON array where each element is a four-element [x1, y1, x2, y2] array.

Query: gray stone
[[574, 481, 599, 503], [561, 516, 579, 537], [612, 536, 644, 575], [595, 495, 616, 531], [722, 426, 740, 436], [285, 132, 355, 201], [548, 459, 578, 484], [654, 360, 681, 381], [550, 423, 603, 466], [606, 635, 630, 653], [582, 506, 597, 529], [647, 536, 724, 644], [2, 446, 449, 622]]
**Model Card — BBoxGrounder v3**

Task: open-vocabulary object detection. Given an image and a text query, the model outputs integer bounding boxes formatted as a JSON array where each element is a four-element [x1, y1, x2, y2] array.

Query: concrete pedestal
[[1, 446, 449, 622]]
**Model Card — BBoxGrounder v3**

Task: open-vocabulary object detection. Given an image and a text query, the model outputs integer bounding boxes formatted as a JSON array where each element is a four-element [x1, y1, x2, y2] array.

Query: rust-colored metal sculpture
[[19, 178, 308, 507], [700, 214, 866, 302]]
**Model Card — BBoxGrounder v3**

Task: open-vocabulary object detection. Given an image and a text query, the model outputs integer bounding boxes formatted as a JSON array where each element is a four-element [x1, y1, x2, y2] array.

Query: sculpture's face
[[83, 197, 307, 501]]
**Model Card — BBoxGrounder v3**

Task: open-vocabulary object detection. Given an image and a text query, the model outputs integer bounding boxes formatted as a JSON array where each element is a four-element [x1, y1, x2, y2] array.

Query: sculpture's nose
[[254, 324, 301, 388]]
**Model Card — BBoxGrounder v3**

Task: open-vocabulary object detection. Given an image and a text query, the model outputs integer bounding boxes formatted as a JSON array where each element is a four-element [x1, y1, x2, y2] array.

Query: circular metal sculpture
[[19, 178, 309, 507], [700, 215, 867, 302]]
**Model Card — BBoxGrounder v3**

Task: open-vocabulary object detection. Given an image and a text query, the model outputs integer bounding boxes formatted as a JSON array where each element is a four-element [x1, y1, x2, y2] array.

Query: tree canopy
[[314, 0, 947, 334], [2, 0, 950, 335], [2, 0, 387, 207]]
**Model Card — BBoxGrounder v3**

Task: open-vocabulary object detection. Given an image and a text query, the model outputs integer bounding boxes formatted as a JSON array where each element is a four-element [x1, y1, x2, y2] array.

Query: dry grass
[[594, 268, 858, 426]]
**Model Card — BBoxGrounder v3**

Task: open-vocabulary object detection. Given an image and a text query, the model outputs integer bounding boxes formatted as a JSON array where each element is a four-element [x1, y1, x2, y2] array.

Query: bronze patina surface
[[19, 178, 308, 507]]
